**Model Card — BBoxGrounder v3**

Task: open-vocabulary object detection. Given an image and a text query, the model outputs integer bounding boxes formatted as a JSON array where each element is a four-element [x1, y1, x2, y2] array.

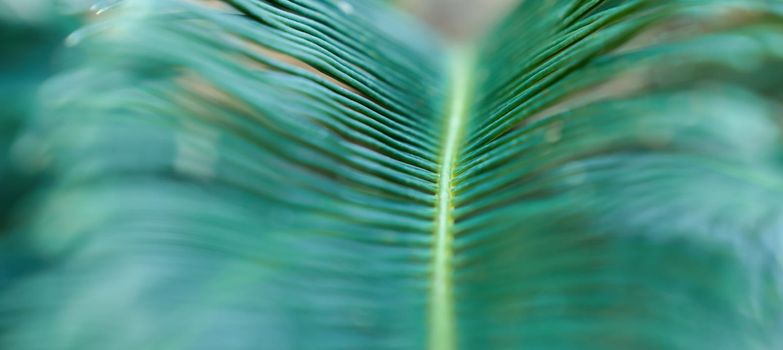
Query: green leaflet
[[1, 0, 783, 349]]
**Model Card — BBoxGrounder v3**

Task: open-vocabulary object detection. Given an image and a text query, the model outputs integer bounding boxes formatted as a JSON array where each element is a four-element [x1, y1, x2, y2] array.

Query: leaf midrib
[[429, 48, 475, 350]]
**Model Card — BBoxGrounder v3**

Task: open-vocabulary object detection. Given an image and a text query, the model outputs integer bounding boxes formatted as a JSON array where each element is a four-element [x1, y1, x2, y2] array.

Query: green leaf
[[1, 0, 783, 349]]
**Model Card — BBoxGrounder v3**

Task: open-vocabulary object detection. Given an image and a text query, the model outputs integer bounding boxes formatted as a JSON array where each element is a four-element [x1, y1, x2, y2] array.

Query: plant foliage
[[1, 0, 783, 349]]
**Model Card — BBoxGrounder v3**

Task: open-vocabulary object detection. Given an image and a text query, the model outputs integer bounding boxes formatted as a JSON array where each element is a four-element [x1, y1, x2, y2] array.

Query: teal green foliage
[[457, 1, 783, 348], [0, 5, 69, 228], [0, 2, 75, 290], [2, 1, 444, 348], [1, 0, 783, 349]]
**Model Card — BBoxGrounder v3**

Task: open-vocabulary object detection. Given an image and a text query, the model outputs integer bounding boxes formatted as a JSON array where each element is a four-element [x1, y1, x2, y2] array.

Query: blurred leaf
[[1, 0, 783, 349]]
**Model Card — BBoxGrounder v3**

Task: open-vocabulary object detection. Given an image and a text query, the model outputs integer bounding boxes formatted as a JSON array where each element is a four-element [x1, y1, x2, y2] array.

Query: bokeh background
[[397, 0, 518, 39]]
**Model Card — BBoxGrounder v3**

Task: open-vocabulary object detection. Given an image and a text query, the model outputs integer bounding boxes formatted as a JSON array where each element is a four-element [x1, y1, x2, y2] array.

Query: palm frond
[[1, 0, 782, 349]]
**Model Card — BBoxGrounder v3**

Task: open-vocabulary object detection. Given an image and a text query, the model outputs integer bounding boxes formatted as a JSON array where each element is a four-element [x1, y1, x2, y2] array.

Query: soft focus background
[[397, 0, 518, 39], [1, 0, 519, 38]]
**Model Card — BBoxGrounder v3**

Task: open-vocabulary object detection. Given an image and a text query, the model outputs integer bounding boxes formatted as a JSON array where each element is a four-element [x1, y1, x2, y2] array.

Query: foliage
[[1, 0, 783, 349]]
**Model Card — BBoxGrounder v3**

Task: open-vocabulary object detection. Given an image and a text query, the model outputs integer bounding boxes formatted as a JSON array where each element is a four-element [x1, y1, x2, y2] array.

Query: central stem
[[429, 48, 473, 350]]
